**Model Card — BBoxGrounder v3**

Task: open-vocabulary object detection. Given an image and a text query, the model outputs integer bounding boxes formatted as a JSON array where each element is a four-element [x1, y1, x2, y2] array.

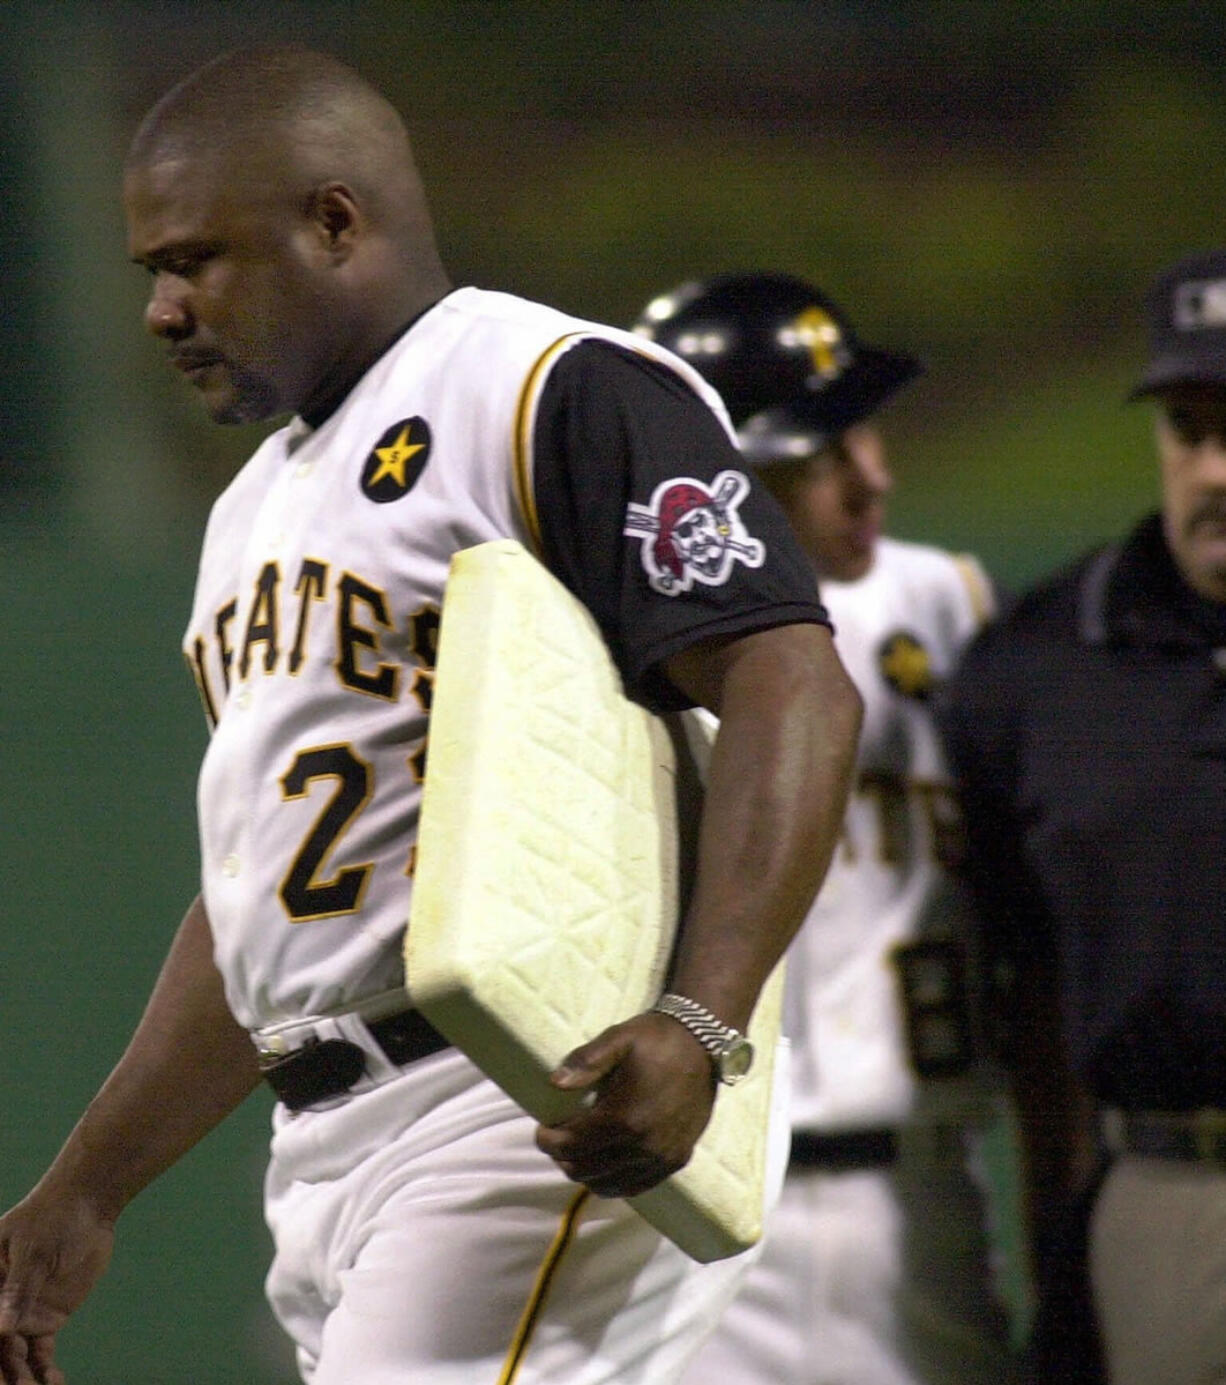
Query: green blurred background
[[2, 1, 1220, 1379]]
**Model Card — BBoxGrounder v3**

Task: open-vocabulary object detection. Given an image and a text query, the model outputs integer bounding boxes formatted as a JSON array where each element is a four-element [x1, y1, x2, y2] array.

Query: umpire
[[941, 248, 1226, 1385]]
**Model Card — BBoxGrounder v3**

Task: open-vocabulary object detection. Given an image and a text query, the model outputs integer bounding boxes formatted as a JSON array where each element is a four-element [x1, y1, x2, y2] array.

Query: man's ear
[[306, 182, 363, 261]]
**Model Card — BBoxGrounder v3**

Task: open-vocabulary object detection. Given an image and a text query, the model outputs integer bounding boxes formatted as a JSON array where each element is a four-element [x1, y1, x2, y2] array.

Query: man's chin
[[198, 381, 277, 427], [819, 537, 877, 583], [1189, 549, 1226, 603], [207, 400, 266, 426]]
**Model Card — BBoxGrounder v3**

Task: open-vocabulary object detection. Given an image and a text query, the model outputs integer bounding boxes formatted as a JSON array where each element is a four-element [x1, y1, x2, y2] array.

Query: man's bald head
[[125, 46, 451, 426], [128, 45, 431, 245]]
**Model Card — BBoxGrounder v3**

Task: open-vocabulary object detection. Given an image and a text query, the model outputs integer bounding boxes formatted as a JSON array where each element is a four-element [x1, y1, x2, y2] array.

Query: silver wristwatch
[[651, 992, 755, 1085]]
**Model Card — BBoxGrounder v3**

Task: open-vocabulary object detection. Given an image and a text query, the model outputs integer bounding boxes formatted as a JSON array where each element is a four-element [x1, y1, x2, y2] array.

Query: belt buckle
[[256, 1033, 292, 1070], [260, 1036, 368, 1110]]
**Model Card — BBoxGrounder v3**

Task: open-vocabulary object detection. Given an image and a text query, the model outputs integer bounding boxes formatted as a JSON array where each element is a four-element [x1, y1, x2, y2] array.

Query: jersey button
[[222, 854, 241, 878], [235, 687, 252, 710], [294, 460, 314, 479]]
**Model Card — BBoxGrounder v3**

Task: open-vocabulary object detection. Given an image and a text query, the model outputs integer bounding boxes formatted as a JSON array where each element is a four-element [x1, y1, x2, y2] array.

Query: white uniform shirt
[[182, 288, 818, 1032], [784, 537, 996, 1131]]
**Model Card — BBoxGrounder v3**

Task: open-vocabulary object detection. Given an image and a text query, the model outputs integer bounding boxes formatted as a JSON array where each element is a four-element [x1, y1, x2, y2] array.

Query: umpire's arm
[[536, 620, 861, 1199]]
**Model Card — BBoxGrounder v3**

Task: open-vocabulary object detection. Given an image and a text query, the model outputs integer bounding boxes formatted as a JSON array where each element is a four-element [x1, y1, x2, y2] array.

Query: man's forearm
[[39, 895, 261, 1221], [664, 623, 861, 1030], [1007, 952, 1102, 1272]]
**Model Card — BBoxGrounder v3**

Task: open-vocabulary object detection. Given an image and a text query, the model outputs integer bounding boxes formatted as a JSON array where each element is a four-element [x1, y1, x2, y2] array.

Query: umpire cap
[[632, 271, 922, 431], [1130, 249, 1226, 399]]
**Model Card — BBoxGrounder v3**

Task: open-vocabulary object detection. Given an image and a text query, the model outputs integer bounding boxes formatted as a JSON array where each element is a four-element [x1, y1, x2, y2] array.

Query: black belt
[[1111, 1109, 1226, 1165], [789, 1127, 898, 1172], [260, 1008, 452, 1112]]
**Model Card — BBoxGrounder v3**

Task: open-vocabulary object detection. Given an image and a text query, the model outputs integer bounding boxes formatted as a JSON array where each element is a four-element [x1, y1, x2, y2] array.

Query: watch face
[[720, 1037, 755, 1084]]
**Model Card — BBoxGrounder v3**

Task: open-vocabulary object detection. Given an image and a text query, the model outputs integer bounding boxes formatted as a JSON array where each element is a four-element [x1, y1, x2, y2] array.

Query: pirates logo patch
[[878, 630, 933, 700], [624, 470, 765, 596], [361, 417, 431, 503]]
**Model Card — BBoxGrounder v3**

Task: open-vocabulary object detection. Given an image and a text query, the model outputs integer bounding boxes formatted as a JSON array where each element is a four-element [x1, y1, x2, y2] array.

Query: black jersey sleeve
[[531, 338, 829, 712]]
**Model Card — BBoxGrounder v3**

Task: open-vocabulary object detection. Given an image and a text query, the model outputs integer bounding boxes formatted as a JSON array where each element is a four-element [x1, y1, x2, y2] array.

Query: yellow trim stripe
[[512, 333, 587, 558], [952, 553, 995, 628], [185, 644, 218, 731], [497, 1188, 591, 1384]]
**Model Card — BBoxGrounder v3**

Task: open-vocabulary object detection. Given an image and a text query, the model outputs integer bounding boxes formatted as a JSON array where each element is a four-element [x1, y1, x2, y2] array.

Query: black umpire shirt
[[941, 512, 1226, 1111]]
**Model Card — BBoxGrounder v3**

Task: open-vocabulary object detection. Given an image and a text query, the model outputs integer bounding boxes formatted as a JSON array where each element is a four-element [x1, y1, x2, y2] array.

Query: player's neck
[[300, 295, 449, 429]]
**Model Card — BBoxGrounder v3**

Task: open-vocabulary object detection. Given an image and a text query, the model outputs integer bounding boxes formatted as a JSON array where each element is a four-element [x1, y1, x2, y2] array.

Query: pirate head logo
[[624, 469, 765, 596]]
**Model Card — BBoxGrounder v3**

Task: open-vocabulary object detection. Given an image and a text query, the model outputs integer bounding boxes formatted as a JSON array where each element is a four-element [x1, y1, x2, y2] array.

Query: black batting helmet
[[633, 272, 922, 438]]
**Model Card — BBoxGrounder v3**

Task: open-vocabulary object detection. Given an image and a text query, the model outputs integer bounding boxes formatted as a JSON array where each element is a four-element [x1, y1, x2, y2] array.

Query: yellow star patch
[[879, 631, 933, 699], [361, 417, 433, 503], [370, 426, 427, 487]]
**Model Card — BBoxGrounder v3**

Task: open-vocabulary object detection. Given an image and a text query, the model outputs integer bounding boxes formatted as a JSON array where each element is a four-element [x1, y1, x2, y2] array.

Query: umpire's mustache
[[1186, 494, 1226, 535]]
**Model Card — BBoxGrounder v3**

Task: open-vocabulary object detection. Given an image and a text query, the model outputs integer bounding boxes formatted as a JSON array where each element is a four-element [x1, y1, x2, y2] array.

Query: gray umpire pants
[[1090, 1155, 1226, 1384]]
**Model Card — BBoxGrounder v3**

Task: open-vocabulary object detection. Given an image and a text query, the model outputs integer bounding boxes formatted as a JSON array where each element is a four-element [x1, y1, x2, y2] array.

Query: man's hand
[[0, 1191, 115, 1384], [534, 1012, 717, 1198]]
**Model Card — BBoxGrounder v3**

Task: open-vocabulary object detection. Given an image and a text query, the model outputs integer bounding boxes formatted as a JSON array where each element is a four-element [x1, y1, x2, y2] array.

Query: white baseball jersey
[[182, 287, 747, 1032], [179, 287, 829, 1382], [786, 536, 998, 1132]]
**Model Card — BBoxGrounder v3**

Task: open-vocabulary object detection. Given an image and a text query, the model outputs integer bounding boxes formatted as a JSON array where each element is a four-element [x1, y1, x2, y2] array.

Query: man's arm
[[536, 621, 861, 1198], [1003, 951, 1106, 1383], [657, 621, 859, 1031], [939, 635, 1105, 1382], [1007, 952, 1103, 1238], [0, 895, 261, 1382]]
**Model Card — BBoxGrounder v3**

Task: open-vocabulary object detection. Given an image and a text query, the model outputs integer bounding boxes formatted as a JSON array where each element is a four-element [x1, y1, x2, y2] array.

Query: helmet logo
[[785, 306, 845, 381], [624, 470, 765, 596]]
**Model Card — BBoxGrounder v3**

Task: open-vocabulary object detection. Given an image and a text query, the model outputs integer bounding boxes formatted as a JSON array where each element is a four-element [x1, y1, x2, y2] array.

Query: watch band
[[651, 991, 752, 1084]]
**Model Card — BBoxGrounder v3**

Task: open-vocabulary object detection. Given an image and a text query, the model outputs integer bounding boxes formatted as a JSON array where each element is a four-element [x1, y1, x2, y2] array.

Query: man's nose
[[843, 426, 893, 497], [1189, 434, 1226, 481], [854, 452, 892, 497], [144, 278, 191, 339]]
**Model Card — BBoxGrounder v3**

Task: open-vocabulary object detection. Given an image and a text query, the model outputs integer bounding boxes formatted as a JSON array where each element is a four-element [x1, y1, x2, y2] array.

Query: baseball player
[[0, 51, 862, 1385], [636, 274, 1017, 1384]]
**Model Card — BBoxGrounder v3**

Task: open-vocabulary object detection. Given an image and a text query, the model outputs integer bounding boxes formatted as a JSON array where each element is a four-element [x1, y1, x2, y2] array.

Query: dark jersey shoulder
[[967, 549, 1093, 659], [531, 338, 828, 711]]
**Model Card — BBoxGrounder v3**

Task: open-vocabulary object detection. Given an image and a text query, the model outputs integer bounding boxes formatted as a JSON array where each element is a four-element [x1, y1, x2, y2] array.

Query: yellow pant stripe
[[497, 1187, 591, 1384]]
